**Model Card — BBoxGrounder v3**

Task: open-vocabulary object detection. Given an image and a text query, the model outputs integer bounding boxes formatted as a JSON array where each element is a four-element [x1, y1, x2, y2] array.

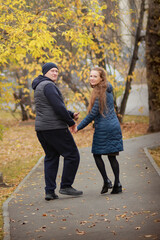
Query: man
[[32, 62, 83, 201]]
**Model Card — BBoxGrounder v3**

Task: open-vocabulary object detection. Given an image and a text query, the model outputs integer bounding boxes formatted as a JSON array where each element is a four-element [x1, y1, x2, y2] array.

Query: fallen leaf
[[76, 229, 86, 235], [135, 227, 141, 230], [88, 224, 95, 228], [116, 216, 120, 221], [22, 221, 28, 224], [154, 219, 160, 222], [80, 221, 88, 225], [42, 226, 46, 229], [151, 212, 158, 216], [121, 214, 127, 218], [111, 231, 116, 235]]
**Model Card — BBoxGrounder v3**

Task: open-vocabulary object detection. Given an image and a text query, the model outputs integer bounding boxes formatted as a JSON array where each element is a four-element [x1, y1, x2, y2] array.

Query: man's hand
[[73, 112, 79, 121]]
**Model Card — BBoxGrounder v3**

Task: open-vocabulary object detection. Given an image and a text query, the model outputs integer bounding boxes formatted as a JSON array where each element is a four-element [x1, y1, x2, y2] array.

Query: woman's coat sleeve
[[77, 99, 99, 131]]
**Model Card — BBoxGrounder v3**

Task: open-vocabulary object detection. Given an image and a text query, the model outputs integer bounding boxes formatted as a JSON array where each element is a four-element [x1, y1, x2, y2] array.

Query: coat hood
[[32, 75, 52, 90]]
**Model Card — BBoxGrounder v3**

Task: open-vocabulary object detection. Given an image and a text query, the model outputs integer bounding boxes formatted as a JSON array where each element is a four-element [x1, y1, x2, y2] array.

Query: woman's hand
[[74, 126, 78, 133], [69, 124, 78, 133]]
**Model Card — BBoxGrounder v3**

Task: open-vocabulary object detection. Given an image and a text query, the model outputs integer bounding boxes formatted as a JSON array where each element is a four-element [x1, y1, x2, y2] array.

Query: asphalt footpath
[[3, 132, 160, 240]]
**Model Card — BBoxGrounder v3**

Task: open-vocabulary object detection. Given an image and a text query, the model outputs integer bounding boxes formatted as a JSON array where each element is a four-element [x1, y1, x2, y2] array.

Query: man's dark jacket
[[32, 75, 75, 131]]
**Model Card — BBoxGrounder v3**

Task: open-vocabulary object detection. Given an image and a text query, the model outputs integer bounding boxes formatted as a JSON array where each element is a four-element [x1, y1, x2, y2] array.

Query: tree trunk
[[146, 0, 160, 132], [15, 69, 35, 121], [119, 0, 146, 123], [0, 172, 10, 187], [61, 72, 89, 108]]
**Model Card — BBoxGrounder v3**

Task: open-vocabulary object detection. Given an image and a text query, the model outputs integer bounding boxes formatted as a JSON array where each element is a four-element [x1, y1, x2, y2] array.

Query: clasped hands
[[69, 112, 79, 133], [69, 124, 78, 133]]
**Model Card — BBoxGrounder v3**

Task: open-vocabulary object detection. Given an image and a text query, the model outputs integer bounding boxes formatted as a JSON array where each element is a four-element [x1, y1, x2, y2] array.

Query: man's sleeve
[[68, 110, 74, 118], [44, 83, 75, 127]]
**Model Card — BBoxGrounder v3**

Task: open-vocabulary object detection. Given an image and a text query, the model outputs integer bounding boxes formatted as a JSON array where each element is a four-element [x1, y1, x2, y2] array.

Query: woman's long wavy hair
[[88, 67, 108, 115]]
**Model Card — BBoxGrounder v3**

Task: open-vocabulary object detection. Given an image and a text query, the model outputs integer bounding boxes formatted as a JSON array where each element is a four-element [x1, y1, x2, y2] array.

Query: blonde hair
[[88, 67, 108, 115]]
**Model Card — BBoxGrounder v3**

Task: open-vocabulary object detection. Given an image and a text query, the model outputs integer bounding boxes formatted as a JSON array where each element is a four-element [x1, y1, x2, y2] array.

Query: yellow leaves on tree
[[0, 0, 124, 115]]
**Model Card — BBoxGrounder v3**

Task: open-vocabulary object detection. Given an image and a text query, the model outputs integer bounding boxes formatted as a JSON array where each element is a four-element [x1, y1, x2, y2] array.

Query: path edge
[[2, 156, 44, 240], [143, 146, 160, 177]]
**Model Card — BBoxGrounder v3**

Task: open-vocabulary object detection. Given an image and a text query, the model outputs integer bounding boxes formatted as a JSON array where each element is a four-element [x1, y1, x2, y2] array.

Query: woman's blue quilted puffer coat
[[77, 83, 123, 154]]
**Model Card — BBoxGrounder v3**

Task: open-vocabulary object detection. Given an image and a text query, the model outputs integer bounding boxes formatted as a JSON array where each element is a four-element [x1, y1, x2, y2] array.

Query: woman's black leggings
[[93, 154, 120, 185]]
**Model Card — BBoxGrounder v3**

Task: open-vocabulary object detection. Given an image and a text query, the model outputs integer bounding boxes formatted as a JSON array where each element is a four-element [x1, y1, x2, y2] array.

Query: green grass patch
[[123, 115, 149, 124]]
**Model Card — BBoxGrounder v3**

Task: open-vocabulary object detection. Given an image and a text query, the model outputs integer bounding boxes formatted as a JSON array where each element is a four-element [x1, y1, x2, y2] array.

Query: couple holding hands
[[32, 63, 123, 201]]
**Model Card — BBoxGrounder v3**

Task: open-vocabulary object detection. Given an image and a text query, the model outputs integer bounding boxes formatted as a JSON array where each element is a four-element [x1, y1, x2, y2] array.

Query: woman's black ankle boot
[[101, 179, 112, 194], [111, 183, 122, 194]]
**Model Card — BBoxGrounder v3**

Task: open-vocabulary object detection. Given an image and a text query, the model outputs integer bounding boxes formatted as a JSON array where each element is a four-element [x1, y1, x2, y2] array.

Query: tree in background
[[0, 0, 109, 119], [119, 0, 146, 122], [146, 0, 160, 132], [0, 0, 150, 122]]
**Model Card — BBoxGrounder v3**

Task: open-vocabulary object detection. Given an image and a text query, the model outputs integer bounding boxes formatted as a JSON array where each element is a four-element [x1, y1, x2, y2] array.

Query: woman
[[76, 67, 123, 194]]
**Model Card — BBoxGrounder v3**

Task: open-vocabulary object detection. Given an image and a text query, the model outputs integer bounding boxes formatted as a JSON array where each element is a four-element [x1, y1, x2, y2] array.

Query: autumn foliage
[[0, 0, 125, 120]]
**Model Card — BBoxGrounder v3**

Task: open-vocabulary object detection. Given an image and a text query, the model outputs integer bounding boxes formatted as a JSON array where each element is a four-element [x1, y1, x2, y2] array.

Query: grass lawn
[[0, 110, 159, 240]]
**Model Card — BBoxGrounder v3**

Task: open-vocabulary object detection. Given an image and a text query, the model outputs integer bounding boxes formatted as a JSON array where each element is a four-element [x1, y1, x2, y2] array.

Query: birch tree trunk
[[119, 0, 146, 123]]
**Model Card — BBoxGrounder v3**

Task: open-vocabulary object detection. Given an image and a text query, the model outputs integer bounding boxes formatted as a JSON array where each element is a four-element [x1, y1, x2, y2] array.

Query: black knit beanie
[[42, 62, 58, 75]]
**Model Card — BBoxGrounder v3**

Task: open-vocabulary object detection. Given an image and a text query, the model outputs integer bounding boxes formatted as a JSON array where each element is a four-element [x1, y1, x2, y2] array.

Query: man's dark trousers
[[37, 128, 80, 194]]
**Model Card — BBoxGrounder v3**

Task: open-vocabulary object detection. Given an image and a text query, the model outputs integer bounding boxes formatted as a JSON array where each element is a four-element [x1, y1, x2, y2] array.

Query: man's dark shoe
[[59, 187, 83, 196], [111, 183, 122, 194], [45, 192, 59, 201], [101, 179, 112, 194]]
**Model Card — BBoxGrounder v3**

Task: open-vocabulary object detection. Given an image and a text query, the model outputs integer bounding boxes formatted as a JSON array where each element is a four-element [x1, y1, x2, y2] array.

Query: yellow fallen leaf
[[121, 214, 127, 218], [116, 216, 120, 221]]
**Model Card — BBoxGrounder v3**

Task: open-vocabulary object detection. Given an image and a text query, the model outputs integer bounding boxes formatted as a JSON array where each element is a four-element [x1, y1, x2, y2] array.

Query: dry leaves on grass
[[148, 146, 160, 167]]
